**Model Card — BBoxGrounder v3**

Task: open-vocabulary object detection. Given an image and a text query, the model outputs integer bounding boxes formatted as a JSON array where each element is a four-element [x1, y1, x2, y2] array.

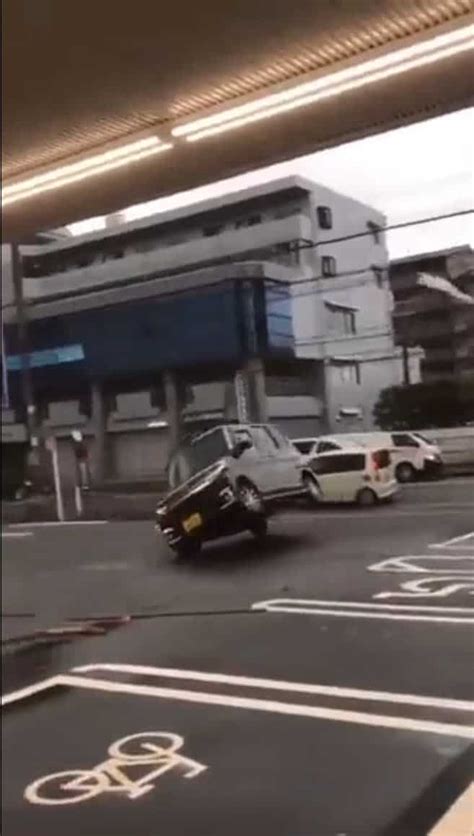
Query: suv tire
[[173, 538, 202, 559], [237, 480, 265, 515], [303, 472, 321, 506], [248, 516, 268, 541]]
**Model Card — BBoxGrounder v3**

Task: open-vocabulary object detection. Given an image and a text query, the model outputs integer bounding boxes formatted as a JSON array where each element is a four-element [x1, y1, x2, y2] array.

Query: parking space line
[[8, 521, 108, 528], [430, 532, 474, 549], [3, 666, 472, 739], [1, 676, 65, 706], [368, 555, 474, 575], [38, 673, 474, 740], [74, 663, 474, 712], [253, 599, 474, 614], [1, 531, 33, 538], [252, 598, 474, 624]]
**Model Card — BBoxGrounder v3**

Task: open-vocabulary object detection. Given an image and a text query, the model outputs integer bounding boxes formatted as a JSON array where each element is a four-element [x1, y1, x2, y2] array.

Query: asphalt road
[[2, 479, 473, 835]]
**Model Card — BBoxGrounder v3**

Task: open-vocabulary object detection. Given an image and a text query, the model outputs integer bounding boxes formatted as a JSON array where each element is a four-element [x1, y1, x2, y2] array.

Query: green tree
[[373, 380, 474, 430]]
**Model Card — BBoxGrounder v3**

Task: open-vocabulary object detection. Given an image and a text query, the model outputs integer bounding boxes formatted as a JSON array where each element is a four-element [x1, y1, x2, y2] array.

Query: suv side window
[[294, 440, 315, 455], [317, 441, 340, 453], [391, 433, 419, 448], [251, 426, 278, 455]]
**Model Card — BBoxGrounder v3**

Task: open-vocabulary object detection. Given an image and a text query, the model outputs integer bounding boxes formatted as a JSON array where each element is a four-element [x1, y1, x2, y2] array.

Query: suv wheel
[[173, 538, 202, 559], [248, 516, 268, 541], [303, 472, 321, 506], [237, 481, 265, 515], [396, 462, 416, 483]]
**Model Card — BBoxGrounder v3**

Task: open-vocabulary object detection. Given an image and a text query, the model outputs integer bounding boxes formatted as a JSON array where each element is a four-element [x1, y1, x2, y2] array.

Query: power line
[[295, 208, 474, 252]]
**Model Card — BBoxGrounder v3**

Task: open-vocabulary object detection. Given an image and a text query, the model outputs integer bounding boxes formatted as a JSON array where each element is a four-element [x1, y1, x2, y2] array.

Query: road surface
[[2, 479, 473, 835]]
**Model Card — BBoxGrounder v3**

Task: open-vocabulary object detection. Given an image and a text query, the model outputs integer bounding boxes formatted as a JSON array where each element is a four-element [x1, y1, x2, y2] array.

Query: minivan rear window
[[372, 449, 391, 469]]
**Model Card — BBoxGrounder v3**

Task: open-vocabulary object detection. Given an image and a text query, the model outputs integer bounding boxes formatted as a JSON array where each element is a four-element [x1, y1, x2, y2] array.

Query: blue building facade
[[4, 278, 294, 407]]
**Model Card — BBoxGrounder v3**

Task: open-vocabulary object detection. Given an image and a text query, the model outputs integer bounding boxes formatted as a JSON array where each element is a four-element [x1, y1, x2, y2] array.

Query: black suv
[[155, 424, 312, 556]]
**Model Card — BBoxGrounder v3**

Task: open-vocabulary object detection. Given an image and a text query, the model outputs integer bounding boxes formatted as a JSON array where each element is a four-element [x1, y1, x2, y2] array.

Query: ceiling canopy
[[2, 0, 473, 239]]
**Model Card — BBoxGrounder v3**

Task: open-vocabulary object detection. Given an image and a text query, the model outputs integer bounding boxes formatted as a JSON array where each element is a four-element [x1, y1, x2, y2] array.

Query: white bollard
[[46, 436, 65, 522]]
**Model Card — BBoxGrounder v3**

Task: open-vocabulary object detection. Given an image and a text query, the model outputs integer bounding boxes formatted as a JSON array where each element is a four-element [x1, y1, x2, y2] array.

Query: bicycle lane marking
[[24, 731, 207, 806], [2, 665, 472, 834]]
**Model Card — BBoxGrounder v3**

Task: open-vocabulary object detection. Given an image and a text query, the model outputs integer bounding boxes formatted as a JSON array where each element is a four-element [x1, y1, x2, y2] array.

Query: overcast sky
[[69, 108, 474, 259]]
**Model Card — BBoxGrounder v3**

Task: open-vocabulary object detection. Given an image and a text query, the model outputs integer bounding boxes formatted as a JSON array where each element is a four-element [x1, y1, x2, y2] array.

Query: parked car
[[308, 447, 398, 505], [156, 424, 315, 556], [293, 431, 443, 482]]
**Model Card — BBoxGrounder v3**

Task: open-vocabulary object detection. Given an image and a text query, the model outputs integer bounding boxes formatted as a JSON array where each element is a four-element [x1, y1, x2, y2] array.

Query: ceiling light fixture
[[173, 24, 474, 142], [2, 137, 173, 207]]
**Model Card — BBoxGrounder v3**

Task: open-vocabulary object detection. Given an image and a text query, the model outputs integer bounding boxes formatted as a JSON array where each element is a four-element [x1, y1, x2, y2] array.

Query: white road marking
[[1, 531, 33, 538], [1, 676, 65, 706], [8, 521, 108, 528], [374, 576, 474, 600], [74, 663, 474, 712], [368, 555, 474, 575], [41, 674, 474, 740], [3, 667, 472, 740], [253, 598, 474, 615], [430, 531, 474, 549], [429, 782, 474, 836], [252, 598, 474, 624]]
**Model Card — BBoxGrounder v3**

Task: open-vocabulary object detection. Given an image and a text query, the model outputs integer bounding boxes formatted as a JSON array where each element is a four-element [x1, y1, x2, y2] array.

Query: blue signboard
[[6, 344, 85, 371]]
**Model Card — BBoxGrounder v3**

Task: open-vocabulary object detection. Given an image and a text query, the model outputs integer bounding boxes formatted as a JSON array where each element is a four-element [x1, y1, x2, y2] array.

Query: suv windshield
[[168, 428, 230, 488]]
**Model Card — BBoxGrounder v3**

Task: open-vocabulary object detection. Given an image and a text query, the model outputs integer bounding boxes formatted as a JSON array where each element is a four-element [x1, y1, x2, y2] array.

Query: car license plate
[[182, 513, 202, 533]]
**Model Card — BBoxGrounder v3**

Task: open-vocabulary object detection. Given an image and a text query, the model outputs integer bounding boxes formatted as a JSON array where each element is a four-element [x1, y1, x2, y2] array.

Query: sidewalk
[[2, 472, 473, 524]]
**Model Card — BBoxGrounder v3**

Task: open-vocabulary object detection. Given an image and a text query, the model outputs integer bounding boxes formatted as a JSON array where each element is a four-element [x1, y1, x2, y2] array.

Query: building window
[[235, 214, 262, 229], [203, 224, 224, 237], [322, 256, 337, 277], [317, 205, 333, 229], [325, 302, 357, 335], [367, 220, 383, 243], [372, 265, 385, 287], [332, 361, 361, 385]]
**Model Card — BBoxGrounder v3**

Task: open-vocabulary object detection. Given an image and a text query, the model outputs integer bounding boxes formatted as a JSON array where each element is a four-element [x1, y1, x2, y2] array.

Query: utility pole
[[402, 343, 411, 386], [11, 242, 38, 442], [10, 242, 41, 447]]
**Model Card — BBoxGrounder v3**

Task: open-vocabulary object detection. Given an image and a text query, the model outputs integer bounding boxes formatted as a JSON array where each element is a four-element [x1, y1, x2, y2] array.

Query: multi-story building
[[2, 176, 411, 485], [390, 246, 474, 383]]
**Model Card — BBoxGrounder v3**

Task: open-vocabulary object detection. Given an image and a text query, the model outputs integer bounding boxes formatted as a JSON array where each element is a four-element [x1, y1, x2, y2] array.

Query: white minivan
[[293, 431, 443, 482], [308, 447, 398, 505]]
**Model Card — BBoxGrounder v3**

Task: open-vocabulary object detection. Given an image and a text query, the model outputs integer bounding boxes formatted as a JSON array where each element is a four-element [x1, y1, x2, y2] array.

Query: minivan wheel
[[357, 487, 377, 507], [396, 462, 416, 483], [303, 472, 321, 506], [237, 481, 265, 515]]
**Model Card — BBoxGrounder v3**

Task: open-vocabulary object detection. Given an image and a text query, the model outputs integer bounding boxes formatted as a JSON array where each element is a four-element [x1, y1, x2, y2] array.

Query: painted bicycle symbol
[[24, 732, 207, 806]]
